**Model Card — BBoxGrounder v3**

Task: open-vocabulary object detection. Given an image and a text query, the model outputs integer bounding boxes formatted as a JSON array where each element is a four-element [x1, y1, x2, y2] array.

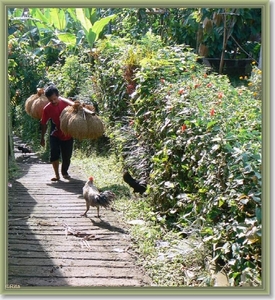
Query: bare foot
[[51, 177, 60, 181]]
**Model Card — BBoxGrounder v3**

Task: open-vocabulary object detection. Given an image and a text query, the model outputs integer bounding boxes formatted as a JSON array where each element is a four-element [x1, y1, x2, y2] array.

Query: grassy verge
[[8, 157, 21, 182], [72, 149, 213, 287]]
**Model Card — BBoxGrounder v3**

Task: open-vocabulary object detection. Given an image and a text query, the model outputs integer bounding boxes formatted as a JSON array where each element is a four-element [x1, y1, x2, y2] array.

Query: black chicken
[[123, 171, 147, 195], [18, 146, 31, 154]]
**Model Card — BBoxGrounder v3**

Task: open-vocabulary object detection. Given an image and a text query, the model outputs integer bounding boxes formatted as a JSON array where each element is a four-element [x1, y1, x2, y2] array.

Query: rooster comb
[[89, 176, 94, 182]]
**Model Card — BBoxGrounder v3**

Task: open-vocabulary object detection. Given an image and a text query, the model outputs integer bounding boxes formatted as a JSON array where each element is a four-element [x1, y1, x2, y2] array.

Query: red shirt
[[41, 99, 72, 140]]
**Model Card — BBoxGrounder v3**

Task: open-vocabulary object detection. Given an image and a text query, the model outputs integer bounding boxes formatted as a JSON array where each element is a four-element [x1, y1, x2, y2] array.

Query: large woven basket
[[25, 88, 49, 120], [60, 102, 104, 140]]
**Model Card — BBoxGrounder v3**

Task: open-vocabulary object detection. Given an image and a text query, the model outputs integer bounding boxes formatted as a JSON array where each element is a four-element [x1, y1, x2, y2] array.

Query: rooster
[[81, 176, 115, 218], [123, 171, 147, 195]]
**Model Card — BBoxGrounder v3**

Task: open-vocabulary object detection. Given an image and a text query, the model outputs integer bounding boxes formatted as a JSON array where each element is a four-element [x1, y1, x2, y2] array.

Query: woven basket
[[25, 88, 49, 120], [60, 102, 104, 140]]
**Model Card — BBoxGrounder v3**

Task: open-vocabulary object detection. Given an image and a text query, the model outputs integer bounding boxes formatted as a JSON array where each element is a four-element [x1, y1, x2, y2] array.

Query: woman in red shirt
[[40, 85, 74, 181]]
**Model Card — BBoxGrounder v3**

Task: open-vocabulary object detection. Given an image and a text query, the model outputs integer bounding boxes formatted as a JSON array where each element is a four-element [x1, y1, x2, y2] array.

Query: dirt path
[[8, 137, 151, 287]]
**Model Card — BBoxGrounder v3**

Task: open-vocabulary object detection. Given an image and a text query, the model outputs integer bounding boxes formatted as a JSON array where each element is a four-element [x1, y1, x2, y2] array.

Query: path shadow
[[46, 178, 86, 195], [89, 217, 127, 234], [8, 179, 68, 287], [8, 136, 72, 286]]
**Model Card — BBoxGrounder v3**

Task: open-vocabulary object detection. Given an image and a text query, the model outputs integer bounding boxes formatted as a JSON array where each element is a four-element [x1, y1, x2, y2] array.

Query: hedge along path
[[8, 136, 151, 288]]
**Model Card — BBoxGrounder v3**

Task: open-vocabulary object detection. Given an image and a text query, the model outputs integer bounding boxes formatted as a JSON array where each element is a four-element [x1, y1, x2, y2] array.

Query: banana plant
[[72, 8, 116, 48], [29, 8, 77, 46], [24, 8, 116, 48]]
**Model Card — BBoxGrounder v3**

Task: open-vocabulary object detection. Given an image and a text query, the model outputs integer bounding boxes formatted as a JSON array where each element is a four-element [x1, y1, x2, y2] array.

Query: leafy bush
[[244, 63, 262, 100], [46, 53, 93, 97], [8, 37, 47, 148], [91, 35, 261, 286], [133, 51, 261, 286]]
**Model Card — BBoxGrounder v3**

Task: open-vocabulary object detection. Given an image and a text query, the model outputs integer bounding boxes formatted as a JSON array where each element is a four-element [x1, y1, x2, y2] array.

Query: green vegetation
[[8, 7, 263, 287], [86, 36, 262, 286]]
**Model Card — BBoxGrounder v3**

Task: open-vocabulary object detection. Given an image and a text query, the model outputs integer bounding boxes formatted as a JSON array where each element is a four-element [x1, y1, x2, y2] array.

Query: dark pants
[[50, 136, 73, 176]]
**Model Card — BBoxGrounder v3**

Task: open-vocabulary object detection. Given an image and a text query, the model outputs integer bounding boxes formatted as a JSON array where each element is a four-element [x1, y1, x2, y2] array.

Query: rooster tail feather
[[97, 191, 115, 207]]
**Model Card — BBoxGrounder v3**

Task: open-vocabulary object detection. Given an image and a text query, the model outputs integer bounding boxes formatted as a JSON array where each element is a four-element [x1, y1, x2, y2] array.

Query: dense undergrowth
[[9, 33, 262, 287], [82, 35, 262, 286]]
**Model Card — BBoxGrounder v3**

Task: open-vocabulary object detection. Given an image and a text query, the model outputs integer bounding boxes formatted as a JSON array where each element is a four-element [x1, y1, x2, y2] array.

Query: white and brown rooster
[[81, 176, 115, 218]]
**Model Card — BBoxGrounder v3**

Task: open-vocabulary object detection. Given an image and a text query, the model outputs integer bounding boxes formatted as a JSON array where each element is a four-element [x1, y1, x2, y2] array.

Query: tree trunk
[[219, 14, 227, 74]]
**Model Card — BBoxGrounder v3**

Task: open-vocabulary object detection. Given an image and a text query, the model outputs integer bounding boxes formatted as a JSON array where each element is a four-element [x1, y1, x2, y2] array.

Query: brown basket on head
[[25, 88, 49, 120], [60, 102, 104, 140]]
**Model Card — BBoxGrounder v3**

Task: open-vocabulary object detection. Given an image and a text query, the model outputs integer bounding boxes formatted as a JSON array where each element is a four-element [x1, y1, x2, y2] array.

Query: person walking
[[40, 85, 74, 181]]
